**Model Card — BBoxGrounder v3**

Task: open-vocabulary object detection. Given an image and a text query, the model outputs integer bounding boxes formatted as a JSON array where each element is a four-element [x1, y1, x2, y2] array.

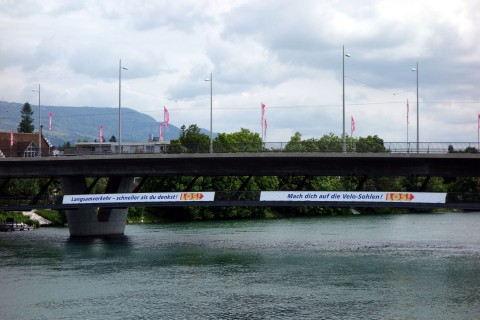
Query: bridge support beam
[[60, 176, 134, 237]]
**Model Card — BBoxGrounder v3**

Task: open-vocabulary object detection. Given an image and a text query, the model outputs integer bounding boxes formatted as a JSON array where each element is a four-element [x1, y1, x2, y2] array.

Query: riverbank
[[22, 210, 52, 225]]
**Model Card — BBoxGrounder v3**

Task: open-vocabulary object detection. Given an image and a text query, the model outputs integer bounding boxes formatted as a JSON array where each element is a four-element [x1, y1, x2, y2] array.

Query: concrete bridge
[[1, 152, 479, 236]]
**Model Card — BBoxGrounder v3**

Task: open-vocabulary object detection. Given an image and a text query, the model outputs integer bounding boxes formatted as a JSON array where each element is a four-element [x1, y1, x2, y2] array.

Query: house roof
[[0, 131, 50, 157]]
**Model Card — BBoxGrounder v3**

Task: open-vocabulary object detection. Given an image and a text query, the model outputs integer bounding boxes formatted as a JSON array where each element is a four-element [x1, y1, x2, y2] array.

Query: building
[[0, 132, 51, 158], [74, 139, 170, 155], [1, 132, 169, 157]]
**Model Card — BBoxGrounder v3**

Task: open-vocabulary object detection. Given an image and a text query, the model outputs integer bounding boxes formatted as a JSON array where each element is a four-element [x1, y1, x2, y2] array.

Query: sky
[[1, 0, 480, 143]]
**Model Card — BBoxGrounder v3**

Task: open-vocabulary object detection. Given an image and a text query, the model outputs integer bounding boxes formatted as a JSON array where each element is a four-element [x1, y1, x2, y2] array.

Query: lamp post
[[412, 62, 419, 153], [342, 46, 351, 153], [205, 73, 213, 153], [32, 84, 41, 156], [119, 59, 128, 153]]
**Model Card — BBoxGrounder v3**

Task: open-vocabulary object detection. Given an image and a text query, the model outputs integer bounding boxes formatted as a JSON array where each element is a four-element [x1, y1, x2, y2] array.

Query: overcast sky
[[1, 0, 480, 143]]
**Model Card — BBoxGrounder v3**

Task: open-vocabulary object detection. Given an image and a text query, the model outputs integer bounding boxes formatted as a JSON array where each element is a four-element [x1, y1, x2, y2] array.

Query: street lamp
[[119, 59, 128, 153], [32, 84, 41, 156], [412, 62, 419, 153], [342, 46, 351, 153], [205, 73, 213, 153]]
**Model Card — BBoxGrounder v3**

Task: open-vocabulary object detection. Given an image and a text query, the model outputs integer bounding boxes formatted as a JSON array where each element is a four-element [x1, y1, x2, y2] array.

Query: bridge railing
[[267, 142, 479, 154], [0, 195, 54, 209], [55, 142, 480, 156], [383, 142, 479, 154]]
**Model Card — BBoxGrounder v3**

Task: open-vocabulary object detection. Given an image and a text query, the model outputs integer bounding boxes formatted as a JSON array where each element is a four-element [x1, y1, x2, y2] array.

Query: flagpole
[[350, 116, 352, 151], [10, 130, 13, 157], [415, 62, 419, 153], [48, 112, 52, 155], [264, 119, 267, 144], [342, 46, 346, 153], [209, 73, 213, 153], [350, 116, 354, 151], [407, 99, 409, 152]]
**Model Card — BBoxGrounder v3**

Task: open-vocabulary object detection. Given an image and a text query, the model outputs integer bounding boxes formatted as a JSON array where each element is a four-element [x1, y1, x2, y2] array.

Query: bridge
[[1, 152, 479, 236]]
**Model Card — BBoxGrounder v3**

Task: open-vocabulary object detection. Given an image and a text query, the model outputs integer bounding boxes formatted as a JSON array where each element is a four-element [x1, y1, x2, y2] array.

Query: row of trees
[[166, 124, 389, 154]]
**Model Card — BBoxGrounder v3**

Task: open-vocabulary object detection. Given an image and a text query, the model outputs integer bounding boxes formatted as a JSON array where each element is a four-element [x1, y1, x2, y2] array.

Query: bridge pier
[[60, 176, 134, 236]]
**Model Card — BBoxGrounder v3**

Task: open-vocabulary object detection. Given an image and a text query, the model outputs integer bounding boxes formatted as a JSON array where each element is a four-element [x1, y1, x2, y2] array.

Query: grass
[[0, 210, 37, 227], [35, 209, 66, 226]]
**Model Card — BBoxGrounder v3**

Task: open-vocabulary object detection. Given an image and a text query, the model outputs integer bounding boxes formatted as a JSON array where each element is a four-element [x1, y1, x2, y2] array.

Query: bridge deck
[[1, 152, 480, 178]]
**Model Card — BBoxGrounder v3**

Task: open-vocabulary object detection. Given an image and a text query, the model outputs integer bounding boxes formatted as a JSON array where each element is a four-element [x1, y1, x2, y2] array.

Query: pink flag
[[49, 112, 53, 131], [99, 125, 104, 142], [263, 118, 267, 141], [261, 103, 265, 123], [164, 106, 169, 129], [10, 130, 14, 147], [351, 116, 355, 135], [478, 113, 480, 129], [407, 100, 409, 125], [159, 122, 164, 141]]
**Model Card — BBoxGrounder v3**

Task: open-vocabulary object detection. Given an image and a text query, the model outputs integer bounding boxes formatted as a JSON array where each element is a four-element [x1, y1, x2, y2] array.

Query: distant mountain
[[0, 101, 185, 146]]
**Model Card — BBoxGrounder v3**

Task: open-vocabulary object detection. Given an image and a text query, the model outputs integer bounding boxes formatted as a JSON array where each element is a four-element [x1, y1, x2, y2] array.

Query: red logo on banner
[[385, 193, 415, 201], [180, 193, 205, 201]]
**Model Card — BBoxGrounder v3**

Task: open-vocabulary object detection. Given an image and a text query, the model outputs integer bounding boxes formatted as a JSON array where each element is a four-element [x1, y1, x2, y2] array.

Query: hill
[[0, 101, 183, 146]]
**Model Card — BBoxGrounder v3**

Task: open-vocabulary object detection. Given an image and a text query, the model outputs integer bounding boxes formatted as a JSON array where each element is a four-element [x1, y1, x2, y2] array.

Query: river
[[1, 213, 479, 320]]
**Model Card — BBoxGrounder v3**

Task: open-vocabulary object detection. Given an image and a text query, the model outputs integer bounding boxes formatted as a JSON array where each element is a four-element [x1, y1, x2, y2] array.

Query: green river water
[[1, 213, 479, 319]]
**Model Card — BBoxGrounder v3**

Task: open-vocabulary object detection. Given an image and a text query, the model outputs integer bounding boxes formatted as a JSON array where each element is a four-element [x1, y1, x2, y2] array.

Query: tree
[[172, 124, 210, 153], [109, 135, 117, 142], [284, 132, 305, 152], [447, 177, 480, 202], [18, 102, 35, 133], [355, 135, 386, 152], [214, 128, 262, 152], [284, 133, 342, 152], [317, 133, 342, 152], [166, 140, 188, 154]]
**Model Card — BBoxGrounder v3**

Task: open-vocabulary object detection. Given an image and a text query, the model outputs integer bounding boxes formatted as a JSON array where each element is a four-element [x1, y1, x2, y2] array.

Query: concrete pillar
[[60, 176, 134, 236]]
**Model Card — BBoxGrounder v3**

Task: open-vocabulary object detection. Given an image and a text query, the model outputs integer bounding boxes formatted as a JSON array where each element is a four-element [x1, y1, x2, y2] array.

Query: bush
[[0, 211, 30, 224]]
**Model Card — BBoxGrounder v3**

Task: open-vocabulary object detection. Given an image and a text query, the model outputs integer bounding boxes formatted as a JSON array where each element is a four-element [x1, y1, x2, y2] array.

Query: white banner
[[260, 191, 446, 203], [63, 192, 215, 205]]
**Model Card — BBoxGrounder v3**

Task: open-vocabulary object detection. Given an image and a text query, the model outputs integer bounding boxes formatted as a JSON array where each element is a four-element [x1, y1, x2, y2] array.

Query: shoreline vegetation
[[0, 207, 458, 230], [0, 209, 63, 229]]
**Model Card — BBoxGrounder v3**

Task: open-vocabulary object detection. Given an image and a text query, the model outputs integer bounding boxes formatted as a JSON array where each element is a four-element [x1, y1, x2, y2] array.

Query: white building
[[75, 139, 170, 155]]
